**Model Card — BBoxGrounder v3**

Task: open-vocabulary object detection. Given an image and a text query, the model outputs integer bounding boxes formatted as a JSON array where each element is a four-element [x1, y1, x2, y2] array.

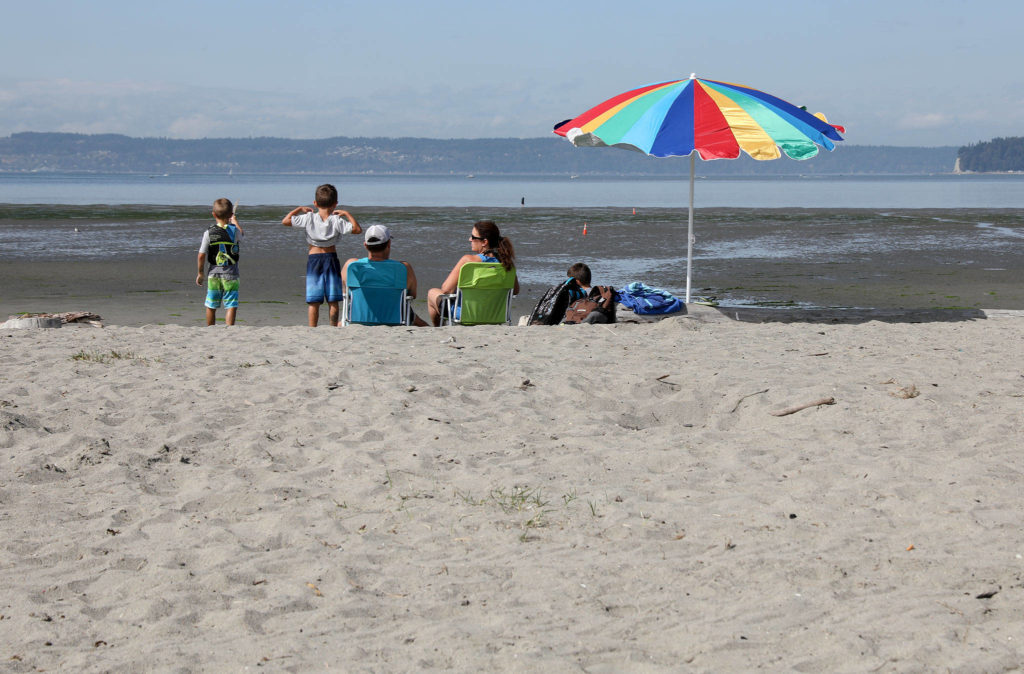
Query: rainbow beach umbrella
[[554, 74, 844, 303]]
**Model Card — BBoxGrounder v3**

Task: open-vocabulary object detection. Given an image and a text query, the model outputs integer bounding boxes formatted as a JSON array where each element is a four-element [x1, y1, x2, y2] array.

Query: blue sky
[[2, 0, 1021, 146]]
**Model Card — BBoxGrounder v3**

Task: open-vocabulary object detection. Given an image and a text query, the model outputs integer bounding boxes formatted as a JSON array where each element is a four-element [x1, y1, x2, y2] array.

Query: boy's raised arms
[[282, 206, 313, 226]]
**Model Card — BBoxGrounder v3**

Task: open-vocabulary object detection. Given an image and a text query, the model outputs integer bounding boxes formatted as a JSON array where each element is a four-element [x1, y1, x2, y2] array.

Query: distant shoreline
[[0, 132, 957, 176]]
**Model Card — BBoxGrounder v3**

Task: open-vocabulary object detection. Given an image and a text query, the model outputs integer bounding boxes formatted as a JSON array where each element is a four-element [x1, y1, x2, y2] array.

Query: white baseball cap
[[364, 224, 392, 245]]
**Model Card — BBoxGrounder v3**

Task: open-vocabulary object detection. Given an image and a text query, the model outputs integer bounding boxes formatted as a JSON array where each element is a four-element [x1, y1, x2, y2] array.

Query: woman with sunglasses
[[427, 220, 519, 326]]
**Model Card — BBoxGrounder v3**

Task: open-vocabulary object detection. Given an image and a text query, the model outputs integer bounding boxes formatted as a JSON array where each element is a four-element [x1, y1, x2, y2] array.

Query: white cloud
[[1, 76, 1006, 146], [897, 112, 951, 130], [0, 76, 573, 140]]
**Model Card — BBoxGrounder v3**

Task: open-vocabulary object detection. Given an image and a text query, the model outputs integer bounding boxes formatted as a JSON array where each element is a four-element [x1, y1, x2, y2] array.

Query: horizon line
[[0, 131, 965, 150]]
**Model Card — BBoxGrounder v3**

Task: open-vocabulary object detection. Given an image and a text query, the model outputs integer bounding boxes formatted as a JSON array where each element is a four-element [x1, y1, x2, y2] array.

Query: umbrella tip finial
[[689, 73, 696, 79]]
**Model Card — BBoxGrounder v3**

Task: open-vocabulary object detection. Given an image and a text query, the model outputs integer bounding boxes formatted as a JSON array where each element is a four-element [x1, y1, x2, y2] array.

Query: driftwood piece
[[731, 388, 769, 413], [770, 396, 836, 417], [57, 311, 103, 324], [655, 374, 680, 388]]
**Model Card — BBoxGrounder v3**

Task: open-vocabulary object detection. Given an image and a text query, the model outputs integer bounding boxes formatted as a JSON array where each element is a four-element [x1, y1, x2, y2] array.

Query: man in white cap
[[341, 225, 427, 326]]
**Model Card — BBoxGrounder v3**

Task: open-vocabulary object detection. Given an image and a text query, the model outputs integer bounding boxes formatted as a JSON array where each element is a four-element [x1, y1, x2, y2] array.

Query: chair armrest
[[438, 293, 458, 326]]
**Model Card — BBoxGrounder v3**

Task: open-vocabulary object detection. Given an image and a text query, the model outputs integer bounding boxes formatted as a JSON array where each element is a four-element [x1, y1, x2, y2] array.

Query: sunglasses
[[469, 235, 486, 241]]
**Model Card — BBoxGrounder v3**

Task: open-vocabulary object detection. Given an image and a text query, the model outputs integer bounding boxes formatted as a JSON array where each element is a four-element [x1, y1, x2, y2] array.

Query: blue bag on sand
[[616, 282, 684, 315]]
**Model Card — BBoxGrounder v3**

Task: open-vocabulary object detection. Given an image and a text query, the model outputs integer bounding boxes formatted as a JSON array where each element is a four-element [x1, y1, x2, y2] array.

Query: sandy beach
[[2, 308, 1022, 671]]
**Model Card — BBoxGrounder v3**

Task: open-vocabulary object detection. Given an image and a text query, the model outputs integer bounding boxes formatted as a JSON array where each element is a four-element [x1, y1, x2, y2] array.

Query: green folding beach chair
[[440, 262, 516, 326]]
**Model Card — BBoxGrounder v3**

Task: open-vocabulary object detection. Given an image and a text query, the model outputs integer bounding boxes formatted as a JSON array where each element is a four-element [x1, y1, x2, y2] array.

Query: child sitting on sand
[[282, 184, 363, 327], [566, 263, 592, 302], [565, 262, 615, 324], [196, 198, 243, 326]]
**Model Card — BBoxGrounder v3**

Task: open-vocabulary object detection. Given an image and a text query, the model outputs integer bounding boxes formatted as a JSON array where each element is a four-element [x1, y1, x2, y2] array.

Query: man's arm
[[334, 209, 362, 235], [196, 253, 206, 286], [282, 206, 312, 226], [230, 214, 243, 234], [340, 258, 356, 291], [403, 262, 418, 299]]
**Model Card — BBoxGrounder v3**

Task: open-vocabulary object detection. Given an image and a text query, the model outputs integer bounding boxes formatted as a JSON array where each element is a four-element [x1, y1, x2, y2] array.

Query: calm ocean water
[[3, 172, 1024, 208]]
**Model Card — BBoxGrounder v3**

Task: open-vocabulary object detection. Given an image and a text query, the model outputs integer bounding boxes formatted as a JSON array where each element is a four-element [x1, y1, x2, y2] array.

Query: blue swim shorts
[[206, 275, 239, 309], [306, 252, 343, 304]]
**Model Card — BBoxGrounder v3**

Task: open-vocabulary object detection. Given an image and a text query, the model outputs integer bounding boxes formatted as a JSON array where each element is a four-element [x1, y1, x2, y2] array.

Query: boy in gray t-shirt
[[282, 184, 362, 326]]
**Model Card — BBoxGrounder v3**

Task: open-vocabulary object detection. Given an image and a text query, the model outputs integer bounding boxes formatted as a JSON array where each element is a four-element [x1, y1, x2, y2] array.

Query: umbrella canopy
[[554, 74, 844, 302]]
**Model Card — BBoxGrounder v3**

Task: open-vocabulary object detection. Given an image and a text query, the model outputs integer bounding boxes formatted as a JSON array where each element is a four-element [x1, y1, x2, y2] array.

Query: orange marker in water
[[582, 222, 588, 236], [632, 207, 636, 215]]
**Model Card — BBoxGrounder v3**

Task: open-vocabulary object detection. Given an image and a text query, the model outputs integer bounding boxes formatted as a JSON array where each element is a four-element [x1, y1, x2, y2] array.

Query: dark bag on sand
[[563, 286, 616, 324], [527, 280, 584, 326]]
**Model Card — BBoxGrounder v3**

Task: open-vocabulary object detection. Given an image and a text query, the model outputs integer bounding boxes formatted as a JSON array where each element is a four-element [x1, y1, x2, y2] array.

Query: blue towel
[[616, 282, 684, 315]]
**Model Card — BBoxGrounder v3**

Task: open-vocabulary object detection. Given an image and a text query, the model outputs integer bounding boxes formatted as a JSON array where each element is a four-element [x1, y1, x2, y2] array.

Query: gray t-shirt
[[292, 211, 355, 247]]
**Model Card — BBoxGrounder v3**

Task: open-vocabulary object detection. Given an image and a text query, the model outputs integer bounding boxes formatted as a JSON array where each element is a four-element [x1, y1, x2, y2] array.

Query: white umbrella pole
[[685, 153, 695, 304]]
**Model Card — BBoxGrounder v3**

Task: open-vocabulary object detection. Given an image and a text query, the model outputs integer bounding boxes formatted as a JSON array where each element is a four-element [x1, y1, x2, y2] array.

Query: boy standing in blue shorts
[[196, 198, 243, 326], [282, 184, 363, 326]]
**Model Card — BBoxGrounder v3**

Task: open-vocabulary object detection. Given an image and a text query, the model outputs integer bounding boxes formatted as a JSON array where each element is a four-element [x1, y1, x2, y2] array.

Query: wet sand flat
[[0, 208, 1019, 327], [2, 206, 1023, 326]]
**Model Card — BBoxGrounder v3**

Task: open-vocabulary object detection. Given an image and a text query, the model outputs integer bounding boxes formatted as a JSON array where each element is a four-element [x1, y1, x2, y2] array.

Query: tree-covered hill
[[0, 132, 957, 176], [957, 137, 1024, 172]]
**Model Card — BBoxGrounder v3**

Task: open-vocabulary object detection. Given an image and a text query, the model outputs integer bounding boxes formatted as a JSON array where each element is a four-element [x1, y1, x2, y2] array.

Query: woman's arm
[[440, 255, 475, 294]]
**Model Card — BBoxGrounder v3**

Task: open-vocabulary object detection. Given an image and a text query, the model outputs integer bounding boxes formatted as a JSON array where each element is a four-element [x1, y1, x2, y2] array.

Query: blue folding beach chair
[[341, 258, 411, 326]]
